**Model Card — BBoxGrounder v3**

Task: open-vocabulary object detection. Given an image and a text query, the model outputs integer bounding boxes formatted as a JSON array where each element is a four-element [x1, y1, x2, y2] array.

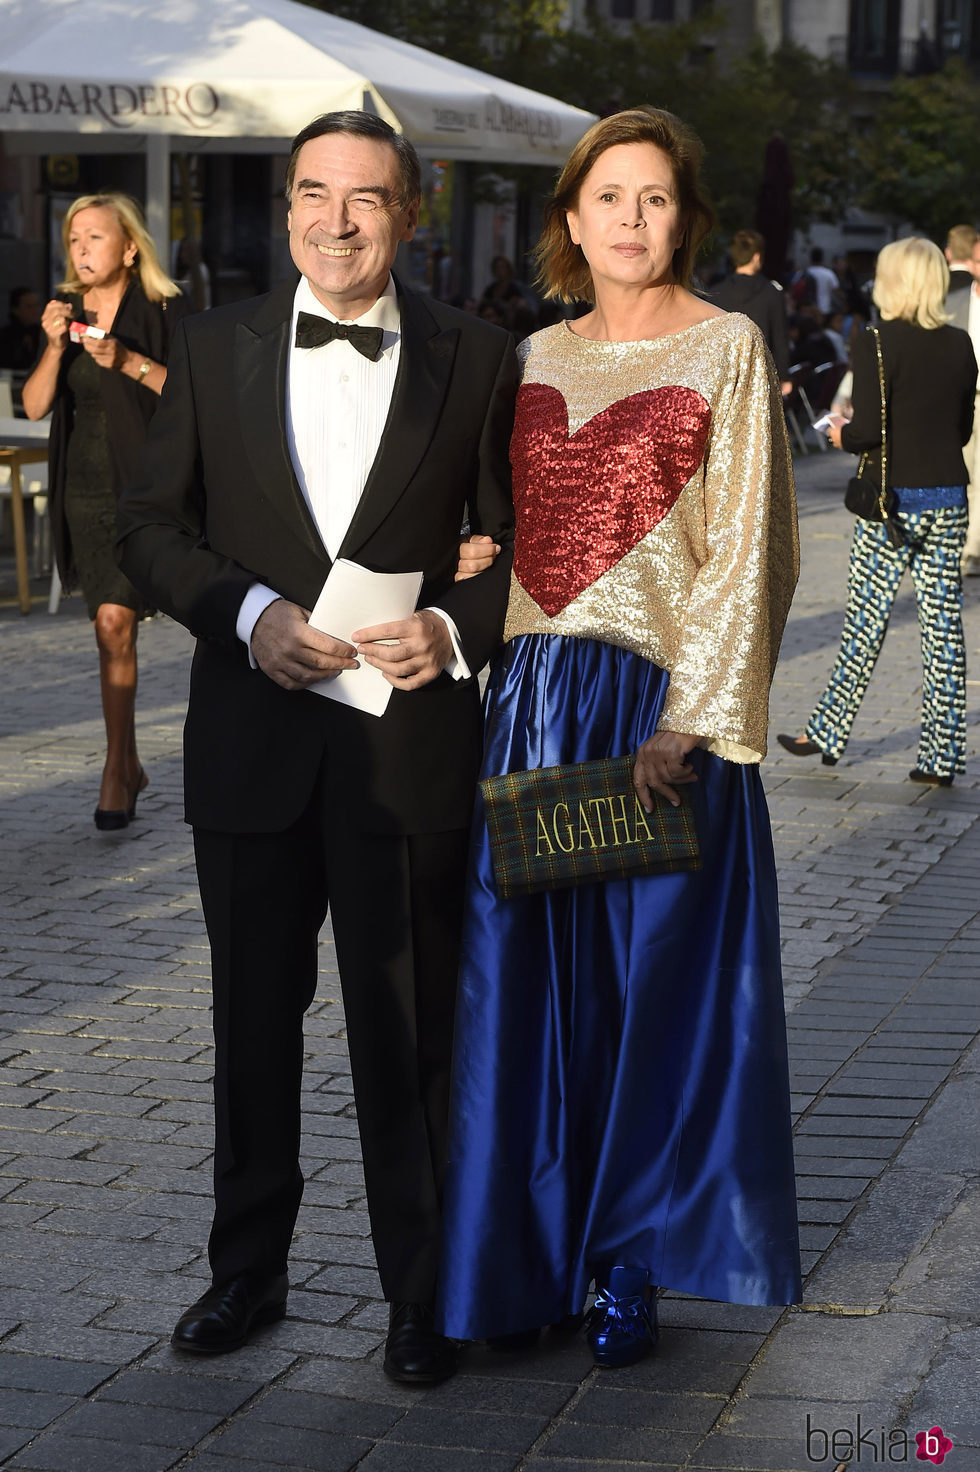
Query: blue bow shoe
[[586, 1265, 658, 1368]]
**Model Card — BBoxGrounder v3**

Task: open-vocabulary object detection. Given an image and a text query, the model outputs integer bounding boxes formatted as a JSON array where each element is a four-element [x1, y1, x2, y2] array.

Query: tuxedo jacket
[[947, 285, 975, 339], [118, 278, 517, 836]]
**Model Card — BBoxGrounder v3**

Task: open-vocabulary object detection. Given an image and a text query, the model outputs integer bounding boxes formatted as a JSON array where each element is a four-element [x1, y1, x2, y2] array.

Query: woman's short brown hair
[[534, 106, 715, 302]]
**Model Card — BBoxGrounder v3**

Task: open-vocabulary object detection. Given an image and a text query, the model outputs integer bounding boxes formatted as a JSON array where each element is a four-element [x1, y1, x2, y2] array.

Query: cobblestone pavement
[[1, 448, 979, 1471]]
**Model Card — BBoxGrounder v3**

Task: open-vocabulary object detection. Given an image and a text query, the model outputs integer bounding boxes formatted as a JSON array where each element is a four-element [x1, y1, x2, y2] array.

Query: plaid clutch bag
[[481, 754, 700, 899]]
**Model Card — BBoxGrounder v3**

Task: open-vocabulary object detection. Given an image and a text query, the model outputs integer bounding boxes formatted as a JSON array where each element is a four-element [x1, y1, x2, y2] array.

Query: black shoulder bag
[[843, 326, 904, 549]]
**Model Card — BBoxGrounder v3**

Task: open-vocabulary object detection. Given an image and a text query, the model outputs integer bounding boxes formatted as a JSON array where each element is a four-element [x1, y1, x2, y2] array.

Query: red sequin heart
[[511, 381, 711, 617]]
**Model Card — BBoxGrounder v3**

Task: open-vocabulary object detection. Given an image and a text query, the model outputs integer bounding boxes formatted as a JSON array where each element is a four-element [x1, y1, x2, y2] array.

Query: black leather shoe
[[383, 1302, 459, 1384], [171, 1272, 288, 1354]]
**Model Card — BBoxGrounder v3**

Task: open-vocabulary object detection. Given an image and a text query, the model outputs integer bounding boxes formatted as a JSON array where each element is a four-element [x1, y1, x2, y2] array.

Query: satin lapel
[[339, 286, 459, 560], [234, 283, 327, 562]]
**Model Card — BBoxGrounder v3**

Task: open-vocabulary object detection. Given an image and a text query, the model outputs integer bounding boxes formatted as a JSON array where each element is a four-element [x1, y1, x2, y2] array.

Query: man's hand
[[251, 599, 358, 690], [354, 609, 452, 690], [633, 730, 701, 809]]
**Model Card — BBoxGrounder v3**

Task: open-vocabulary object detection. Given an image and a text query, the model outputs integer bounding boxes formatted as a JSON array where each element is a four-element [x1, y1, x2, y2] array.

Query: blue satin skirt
[[436, 635, 801, 1341]]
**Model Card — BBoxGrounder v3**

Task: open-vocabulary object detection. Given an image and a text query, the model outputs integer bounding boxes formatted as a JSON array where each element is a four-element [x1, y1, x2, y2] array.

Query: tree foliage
[[857, 61, 980, 242]]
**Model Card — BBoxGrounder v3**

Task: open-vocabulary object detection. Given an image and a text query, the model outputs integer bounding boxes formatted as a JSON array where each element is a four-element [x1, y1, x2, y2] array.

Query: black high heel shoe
[[94, 768, 147, 831], [776, 734, 838, 766]]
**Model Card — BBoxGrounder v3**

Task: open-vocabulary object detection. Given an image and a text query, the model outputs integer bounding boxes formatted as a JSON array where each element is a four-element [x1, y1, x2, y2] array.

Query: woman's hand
[[82, 331, 129, 373], [633, 730, 701, 809], [39, 299, 72, 354], [455, 533, 500, 581], [826, 413, 847, 450], [23, 300, 73, 418]]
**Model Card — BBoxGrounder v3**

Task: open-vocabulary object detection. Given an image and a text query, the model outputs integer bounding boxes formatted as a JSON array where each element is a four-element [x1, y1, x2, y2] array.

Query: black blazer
[[840, 319, 976, 489], [118, 278, 517, 835]]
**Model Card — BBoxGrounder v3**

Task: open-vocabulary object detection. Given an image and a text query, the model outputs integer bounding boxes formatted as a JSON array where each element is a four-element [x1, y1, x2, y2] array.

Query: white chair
[[0, 386, 57, 608]]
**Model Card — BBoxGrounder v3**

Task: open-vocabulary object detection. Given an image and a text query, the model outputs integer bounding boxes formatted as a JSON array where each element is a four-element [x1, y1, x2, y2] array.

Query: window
[[849, 0, 901, 73], [650, 0, 675, 17]]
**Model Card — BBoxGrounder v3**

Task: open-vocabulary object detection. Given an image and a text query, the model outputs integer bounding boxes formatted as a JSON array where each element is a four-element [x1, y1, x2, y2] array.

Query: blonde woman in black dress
[[24, 194, 188, 829]]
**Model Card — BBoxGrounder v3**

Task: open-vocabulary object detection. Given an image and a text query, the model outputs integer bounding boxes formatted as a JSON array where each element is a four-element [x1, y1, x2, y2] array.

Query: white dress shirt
[[236, 275, 467, 677]]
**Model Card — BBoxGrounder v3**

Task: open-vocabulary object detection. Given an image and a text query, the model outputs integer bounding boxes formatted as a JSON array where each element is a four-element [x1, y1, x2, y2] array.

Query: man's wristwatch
[[136, 358, 153, 382]]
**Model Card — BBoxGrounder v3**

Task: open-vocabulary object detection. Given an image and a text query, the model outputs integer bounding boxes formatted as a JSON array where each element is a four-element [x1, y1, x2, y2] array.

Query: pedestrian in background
[[945, 234, 980, 576], [0, 286, 42, 374], [478, 254, 532, 331], [944, 223, 977, 294], [22, 193, 187, 829], [779, 237, 975, 785], [805, 246, 841, 320], [711, 228, 791, 395]]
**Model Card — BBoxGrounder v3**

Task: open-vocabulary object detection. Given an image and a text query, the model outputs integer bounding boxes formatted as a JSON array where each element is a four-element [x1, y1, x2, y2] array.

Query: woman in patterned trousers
[[779, 238, 976, 785]]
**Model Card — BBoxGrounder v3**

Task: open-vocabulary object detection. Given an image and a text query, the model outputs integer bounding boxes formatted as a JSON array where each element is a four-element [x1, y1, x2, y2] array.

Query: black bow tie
[[294, 310, 384, 361]]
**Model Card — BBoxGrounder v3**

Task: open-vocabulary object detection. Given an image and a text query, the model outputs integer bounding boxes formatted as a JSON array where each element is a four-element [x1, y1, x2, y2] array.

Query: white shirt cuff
[[236, 584, 282, 669], [425, 607, 471, 682]]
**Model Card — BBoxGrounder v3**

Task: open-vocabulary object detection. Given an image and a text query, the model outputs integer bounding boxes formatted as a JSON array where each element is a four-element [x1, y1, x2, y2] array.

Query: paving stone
[[890, 1184, 980, 1315], [688, 1430, 834, 1470], [0, 1390, 76, 1429], [796, 1175, 869, 1200], [385, 1403, 551, 1452], [906, 1325, 980, 1449], [420, 1374, 572, 1417], [98, 1369, 263, 1414], [357, 1448, 513, 1472], [202, 1417, 370, 1469], [279, 1358, 426, 1406], [54, 1399, 221, 1446], [744, 1311, 946, 1401], [895, 1075, 980, 1172], [7, 1435, 181, 1472], [570, 1385, 726, 1432], [536, 1421, 701, 1462], [260, 1321, 384, 1358], [168, 1460, 285, 1472], [0, 1430, 34, 1461], [656, 1301, 783, 1335], [1, 1325, 158, 1363], [0, 1355, 115, 1396], [300, 1265, 382, 1298]]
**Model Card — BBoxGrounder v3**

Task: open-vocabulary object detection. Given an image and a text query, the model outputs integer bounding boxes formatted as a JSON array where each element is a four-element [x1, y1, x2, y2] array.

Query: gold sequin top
[[504, 314, 799, 763]]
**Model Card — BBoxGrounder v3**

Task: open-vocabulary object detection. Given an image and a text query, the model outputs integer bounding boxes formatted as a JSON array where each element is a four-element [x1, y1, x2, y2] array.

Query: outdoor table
[[0, 416, 49, 615]]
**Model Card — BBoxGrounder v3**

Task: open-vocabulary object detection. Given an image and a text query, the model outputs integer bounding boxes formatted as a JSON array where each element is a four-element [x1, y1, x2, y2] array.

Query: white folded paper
[[307, 558, 423, 718]]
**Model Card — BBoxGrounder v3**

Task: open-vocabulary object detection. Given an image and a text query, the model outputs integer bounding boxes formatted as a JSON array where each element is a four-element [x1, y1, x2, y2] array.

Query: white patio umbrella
[[0, 0, 595, 252]]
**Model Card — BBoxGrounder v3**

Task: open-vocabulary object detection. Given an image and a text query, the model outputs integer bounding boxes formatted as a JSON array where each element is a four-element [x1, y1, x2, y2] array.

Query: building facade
[[583, 0, 980, 77]]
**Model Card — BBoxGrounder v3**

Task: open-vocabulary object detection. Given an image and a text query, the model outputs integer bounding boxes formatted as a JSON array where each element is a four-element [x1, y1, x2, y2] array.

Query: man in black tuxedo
[[118, 111, 516, 1383]]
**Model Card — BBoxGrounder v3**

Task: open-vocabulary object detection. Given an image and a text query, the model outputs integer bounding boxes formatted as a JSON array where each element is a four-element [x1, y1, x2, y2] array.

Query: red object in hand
[[69, 321, 107, 342]]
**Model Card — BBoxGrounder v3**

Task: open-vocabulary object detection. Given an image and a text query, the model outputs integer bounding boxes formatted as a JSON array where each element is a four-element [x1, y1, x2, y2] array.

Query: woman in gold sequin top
[[437, 108, 802, 1367]]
